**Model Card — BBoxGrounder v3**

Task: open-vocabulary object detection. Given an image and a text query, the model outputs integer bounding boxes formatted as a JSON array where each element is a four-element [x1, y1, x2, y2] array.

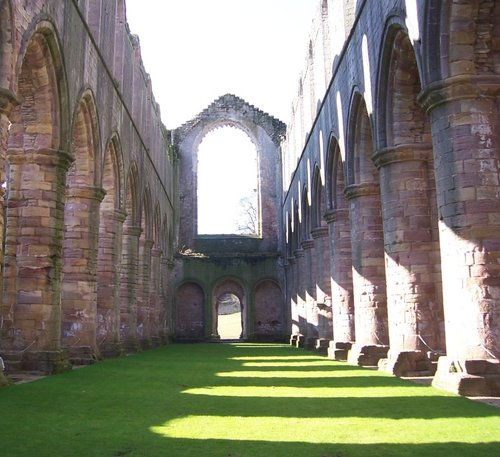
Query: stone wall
[[173, 94, 286, 342], [0, 0, 175, 373], [283, 0, 500, 396]]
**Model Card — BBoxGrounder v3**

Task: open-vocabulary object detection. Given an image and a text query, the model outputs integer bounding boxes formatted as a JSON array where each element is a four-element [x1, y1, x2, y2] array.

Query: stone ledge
[[378, 350, 436, 377], [432, 356, 500, 397], [347, 344, 389, 367]]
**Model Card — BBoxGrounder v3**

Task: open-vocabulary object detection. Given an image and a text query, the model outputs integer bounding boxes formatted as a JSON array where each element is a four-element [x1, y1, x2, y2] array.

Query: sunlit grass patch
[[150, 415, 499, 444], [182, 385, 440, 398]]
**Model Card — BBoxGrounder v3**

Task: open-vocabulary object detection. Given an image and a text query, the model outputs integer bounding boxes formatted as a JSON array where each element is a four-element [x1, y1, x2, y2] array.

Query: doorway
[[217, 293, 242, 340]]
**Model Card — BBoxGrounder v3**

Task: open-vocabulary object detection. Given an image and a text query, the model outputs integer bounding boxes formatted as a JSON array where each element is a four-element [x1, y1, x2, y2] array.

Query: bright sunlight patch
[[182, 385, 439, 398], [150, 415, 498, 444]]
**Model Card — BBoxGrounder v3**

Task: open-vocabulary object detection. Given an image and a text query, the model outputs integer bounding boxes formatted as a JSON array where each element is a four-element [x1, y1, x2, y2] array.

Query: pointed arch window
[[197, 126, 259, 235]]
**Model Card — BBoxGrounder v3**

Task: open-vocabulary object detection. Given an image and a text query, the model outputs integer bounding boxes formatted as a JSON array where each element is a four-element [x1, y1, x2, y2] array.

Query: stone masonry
[[0, 0, 499, 399], [283, 0, 500, 396], [0, 0, 175, 374]]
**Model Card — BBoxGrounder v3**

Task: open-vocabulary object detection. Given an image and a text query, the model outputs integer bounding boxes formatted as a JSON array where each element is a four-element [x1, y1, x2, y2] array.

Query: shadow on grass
[[0, 343, 499, 457]]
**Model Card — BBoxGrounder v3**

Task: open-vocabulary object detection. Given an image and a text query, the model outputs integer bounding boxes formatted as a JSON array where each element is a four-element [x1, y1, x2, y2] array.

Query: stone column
[[119, 224, 142, 352], [420, 77, 500, 396], [286, 256, 299, 345], [373, 145, 444, 376], [97, 208, 126, 358], [149, 247, 161, 346], [137, 238, 153, 349], [311, 226, 333, 353], [61, 186, 105, 364], [159, 256, 172, 343], [0, 89, 18, 380], [2, 147, 73, 374], [345, 183, 389, 366], [302, 238, 318, 349], [293, 248, 307, 347], [325, 209, 355, 360]]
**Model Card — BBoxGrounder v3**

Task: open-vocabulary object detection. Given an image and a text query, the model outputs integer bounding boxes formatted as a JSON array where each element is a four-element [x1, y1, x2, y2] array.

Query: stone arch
[[344, 91, 388, 364], [325, 135, 354, 354], [375, 26, 445, 370], [253, 279, 284, 341], [96, 134, 125, 357], [8, 19, 69, 152], [301, 185, 311, 242], [149, 202, 162, 343], [326, 134, 348, 212], [345, 92, 377, 186], [119, 163, 141, 351], [211, 277, 246, 340], [175, 281, 205, 341], [158, 214, 171, 340], [137, 185, 153, 347], [310, 161, 331, 332], [175, 94, 285, 247], [378, 26, 431, 148], [311, 165, 324, 230], [61, 89, 102, 361], [2, 21, 71, 371], [195, 122, 260, 235]]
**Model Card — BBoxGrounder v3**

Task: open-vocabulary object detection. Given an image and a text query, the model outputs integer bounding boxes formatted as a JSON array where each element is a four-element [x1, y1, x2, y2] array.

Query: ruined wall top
[[174, 94, 286, 147]]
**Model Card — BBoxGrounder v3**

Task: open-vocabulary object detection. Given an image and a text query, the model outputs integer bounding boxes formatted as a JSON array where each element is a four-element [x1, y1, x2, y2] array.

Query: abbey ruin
[[0, 0, 499, 397]]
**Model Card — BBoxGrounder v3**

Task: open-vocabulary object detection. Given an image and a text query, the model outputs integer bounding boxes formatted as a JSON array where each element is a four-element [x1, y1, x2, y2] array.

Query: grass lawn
[[0, 343, 499, 457]]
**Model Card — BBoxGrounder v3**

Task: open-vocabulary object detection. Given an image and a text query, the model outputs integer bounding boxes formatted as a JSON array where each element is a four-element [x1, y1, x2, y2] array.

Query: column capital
[[293, 248, 305, 258], [66, 186, 106, 202], [123, 225, 142, 237], [373, 143, 432, 169], [151, 247, 162, 258], [0, 88, 20, 116], [311, 226, 329, 239], [301, 239, 315, 250], [344, 183, 379, 200], [418, 74, 500, 113], [324, 208, 349, 224], [7, 147, 73, 170]]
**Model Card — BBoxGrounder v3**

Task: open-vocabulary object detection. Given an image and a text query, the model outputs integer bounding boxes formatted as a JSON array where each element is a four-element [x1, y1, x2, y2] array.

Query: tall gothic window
[[197, 126, 259, 235]]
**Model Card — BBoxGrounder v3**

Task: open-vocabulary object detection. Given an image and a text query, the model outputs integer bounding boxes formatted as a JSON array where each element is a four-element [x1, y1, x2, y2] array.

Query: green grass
[[0, 343, 499, 457]]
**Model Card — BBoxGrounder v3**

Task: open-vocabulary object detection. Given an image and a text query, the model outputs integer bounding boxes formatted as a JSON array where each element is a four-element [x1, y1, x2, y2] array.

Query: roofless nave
[[0, 0, 499, 397]]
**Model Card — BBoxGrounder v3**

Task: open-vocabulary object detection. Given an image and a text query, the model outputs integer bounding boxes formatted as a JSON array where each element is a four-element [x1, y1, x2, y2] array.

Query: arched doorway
[[216, 293, 242, 340], [212, 279, 246, 341]]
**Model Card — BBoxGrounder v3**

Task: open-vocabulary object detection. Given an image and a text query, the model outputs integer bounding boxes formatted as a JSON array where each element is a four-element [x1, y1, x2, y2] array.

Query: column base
[[304, 336, 318, 350], [378, 350, 436, 377], [139, 338, 152, 350], [67, 346, 100, 366], [121, 338, 141, 354], [295, 335, 306, 348], [99, 341, 124, 359], [314, 338, 331, 355], [3, 350, 72, 375], [0, 371, 9, 387], [328, 341, 352, 361], [150, 336, 161, 348], [432, 356, 500, 397], [347, 344, 389, 367], [289, 334, 298, 346]]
